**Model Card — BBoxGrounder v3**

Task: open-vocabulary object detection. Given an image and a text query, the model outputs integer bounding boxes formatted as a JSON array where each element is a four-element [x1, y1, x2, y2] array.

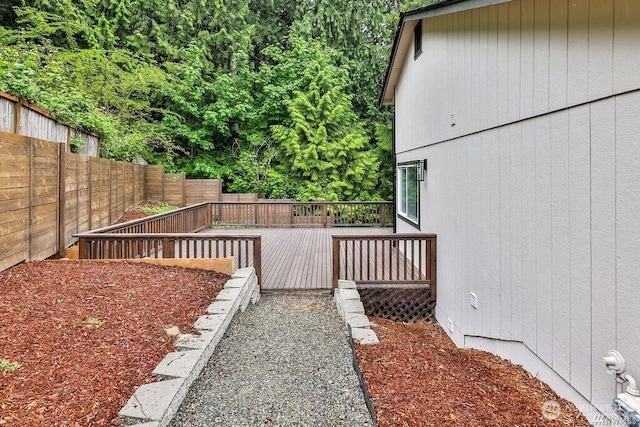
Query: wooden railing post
[[162, 238, 176, 258], [78, 237, 89, 259], [206, 203, 212, 227], [263, 204, 269, 227], [322, 203, 328, 228], [379, 203, 385, 226], [430, 237, 437, 300], [332, 236, 340, 288], [253, 237, 262, 285]]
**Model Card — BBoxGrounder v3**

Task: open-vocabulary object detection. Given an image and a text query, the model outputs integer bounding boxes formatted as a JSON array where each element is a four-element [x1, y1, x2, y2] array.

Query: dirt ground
[[356, 318, 591, 427]]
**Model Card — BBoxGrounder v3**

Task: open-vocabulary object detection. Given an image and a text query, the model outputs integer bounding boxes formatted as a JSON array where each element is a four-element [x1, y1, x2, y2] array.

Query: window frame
[[413, 20, 423, 59], [397, 161, 420, 228]]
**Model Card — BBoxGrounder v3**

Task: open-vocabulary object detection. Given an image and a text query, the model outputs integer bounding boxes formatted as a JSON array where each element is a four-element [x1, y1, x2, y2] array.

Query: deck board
[[201, 227, 394, 290]]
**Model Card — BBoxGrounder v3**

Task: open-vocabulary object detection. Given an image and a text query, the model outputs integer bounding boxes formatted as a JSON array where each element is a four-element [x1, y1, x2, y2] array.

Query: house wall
[[394, 0, 640, 419]]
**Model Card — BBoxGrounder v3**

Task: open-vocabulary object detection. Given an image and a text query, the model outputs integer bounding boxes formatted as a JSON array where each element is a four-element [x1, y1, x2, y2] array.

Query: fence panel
[[77, 156, 91, 234], [145, 165, 164, 201], [0, 96, 15, 132], [164, 173, 185, 206], [29, 138, 59, 260], [134, 164, 145, 204], [185, 179, 222, 205], [0, 133, 30, 271], [64, 153, 79, 246]]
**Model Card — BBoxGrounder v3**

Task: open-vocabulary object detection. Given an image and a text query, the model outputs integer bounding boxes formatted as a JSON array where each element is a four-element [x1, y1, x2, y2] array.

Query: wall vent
[[470, 292, 478, 309]]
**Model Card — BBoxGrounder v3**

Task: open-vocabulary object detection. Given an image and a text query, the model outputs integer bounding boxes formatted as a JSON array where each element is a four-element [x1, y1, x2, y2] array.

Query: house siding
[[393, 0, 640, 416]]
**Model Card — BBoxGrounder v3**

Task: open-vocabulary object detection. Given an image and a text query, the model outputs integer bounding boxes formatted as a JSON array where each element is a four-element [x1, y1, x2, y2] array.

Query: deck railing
[[331, 234, 436, 296], [75, 232, 262, 283], [86, 202, 212, 234], [211, 201, 393, 227]]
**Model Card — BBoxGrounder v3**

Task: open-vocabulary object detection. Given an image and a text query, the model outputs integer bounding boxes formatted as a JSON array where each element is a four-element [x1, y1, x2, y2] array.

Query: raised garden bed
[[356, 318, 591, 426], [115, 201, 178, 224], [0, 260, 227, 426]]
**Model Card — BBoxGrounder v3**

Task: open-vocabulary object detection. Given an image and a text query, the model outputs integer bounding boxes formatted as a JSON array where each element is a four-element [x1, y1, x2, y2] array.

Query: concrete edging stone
[[118, 268, 260, 426], [334, 280, 379, 345]]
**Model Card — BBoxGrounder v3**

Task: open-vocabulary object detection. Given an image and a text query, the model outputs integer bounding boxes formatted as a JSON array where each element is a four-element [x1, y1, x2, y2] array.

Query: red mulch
[[0, 261, 227, 426], [114, 201, 167, 224], [356, 318, 591, 427]]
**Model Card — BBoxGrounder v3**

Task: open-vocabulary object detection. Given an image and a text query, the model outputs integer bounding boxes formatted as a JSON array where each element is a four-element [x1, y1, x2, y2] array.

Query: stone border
[[334, 280, 379, 345], [118, 267, 260, 427]]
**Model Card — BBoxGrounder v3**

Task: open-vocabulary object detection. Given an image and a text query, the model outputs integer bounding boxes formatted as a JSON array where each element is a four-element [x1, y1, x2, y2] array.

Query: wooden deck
[[201, 227, 394, 290]]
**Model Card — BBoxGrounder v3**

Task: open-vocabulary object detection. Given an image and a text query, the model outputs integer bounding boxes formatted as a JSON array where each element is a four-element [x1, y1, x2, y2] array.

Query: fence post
[[253, 237, 262, 286], [263, 204, 269, 227], [332, 236, 340, 289], [379, 203, 385, 226]]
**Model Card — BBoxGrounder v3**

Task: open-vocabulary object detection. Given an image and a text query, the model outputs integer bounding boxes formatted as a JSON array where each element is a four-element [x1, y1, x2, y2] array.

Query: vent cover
[[470, 292, 478, 309]]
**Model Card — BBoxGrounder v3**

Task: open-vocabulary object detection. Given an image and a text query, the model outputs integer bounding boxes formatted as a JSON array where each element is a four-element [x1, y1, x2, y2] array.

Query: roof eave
[[379, 0, 510, 106]]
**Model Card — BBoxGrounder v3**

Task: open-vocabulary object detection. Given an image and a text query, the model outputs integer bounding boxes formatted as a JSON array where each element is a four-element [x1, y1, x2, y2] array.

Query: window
[[414, 20, 422, 59], [398, 163, 419, 226]]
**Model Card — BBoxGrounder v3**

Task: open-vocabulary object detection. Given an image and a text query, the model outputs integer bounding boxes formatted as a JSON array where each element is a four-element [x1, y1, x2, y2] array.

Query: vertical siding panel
[[614, 92, 640, 395], [447, 13, 457, 142], [535, 115, 553, 364], [519, 0, 535, 119], [613, 0, 640, 93], [478, 7, 489, 131], [463, 10, 473, 136], [533, 0, 550, 114], [521, 119, 537, 351], [590, 99, 616, 410], [588, 0, 614, 100], [471, 9, 481, 134], [550, 110, 571, 381], [469, 135, 483, 337], [455, 140, 465, 332], [509, 124, 523, 342], [567, 0, 589, 105], [568, 104, 592, 399], [480, 132, 492, 337], [499, 126, 511, 339], [489, 130, 501, 338], [548, 0, 568, 110], [436, 15, 446, 143], [507, 0, 521, 122], [497, 3, 509, 125], [426, 17, 438, 144], [487, 5, 499, 128]]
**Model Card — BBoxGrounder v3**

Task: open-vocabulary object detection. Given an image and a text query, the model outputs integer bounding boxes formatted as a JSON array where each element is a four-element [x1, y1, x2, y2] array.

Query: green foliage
[[135, 202, 178, 215], [0, 358, 21, 373], [0, 0, 424, 200], [271, 38, 378, 201], [83, 316, 105, 328]]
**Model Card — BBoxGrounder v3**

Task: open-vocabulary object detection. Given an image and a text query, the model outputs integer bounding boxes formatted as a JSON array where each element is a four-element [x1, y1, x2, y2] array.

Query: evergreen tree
[[271, 39, 378, 201]]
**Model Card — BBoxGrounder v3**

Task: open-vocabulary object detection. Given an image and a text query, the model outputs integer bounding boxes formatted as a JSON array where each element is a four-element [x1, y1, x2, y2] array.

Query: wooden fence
[[331, 234, 437, 295], [0, 130, 222, 271], [0, 92, 100, 156]]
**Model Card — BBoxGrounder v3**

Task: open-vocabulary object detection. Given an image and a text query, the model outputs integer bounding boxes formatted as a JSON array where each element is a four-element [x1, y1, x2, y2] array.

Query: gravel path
[[170, 294, 373, 427]]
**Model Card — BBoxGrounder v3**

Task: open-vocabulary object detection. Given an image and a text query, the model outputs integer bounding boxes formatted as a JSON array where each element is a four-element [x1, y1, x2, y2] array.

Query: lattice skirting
[[358, 287, 435, 323]]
